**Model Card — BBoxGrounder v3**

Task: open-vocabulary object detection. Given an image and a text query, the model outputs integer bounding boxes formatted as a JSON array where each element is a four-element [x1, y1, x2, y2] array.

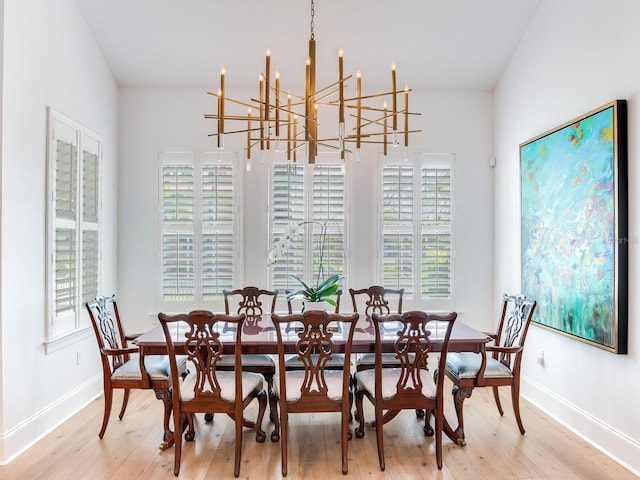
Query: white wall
[[0, 0, 118, 462], [494, 0, 640, 474], [117, 87, 497, 335]]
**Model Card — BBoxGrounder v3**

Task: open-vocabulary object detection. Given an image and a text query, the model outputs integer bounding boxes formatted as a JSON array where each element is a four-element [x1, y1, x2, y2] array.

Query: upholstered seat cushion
[[217, 354, 275, 368], [446, 352, 513, 380], [274, 370, 347, 401], [356, 353, 415, 369], [355, 367, 436, 400], [284, 353, 347, 369], [112, 355, 187, 381], [180, 370, 265, 402]]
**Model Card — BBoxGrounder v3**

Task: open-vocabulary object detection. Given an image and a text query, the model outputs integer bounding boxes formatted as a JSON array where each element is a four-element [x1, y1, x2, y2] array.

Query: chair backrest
[[349, 286, 403, 332], [223, 287, 278, 315], [85, 294, 129, 374], [371, 311, 457, 402], [493, 293, 537, 370], [272, 310, 358, 403], [349, 286, 404, 316], [158, 310, 245, 405]]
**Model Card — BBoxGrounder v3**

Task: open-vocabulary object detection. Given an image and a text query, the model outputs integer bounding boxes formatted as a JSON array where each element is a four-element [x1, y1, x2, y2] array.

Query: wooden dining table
[[134, 313, 490, 448]]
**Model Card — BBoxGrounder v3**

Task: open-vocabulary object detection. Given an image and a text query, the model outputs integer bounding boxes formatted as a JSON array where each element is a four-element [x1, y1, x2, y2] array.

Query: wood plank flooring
[[1, 381, 637, 480]]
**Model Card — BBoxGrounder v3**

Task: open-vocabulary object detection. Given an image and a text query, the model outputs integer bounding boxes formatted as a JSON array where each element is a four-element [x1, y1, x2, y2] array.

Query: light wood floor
[[1, 381, 637, 480]]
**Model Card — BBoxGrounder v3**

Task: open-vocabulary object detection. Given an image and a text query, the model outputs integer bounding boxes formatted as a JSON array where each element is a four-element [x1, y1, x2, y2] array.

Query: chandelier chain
[[310, 0, 315, 39]]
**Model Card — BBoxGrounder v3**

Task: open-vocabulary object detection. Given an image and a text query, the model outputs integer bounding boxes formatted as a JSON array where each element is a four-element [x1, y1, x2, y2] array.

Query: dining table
[[134, 312, 490, 449]]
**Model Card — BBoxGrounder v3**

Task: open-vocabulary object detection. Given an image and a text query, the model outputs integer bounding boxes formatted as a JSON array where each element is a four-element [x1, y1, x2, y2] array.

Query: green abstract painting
[[520, 100, 628, 353]]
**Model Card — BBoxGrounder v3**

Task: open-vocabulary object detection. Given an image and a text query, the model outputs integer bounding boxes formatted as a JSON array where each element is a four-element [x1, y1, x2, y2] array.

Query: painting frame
[[520, 100, 628, 353]]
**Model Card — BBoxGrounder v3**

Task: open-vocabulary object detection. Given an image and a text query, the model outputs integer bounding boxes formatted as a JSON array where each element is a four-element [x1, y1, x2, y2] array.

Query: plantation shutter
[[162, 162, 195, 301], [312, 164, 345, 279], [47, 108, 102, 343], [380, 154, 454, 302], [160, 152, 239, 304], [421, 165, 452, 297], [271, 164, 305, 291], [201, 162, 235, 299], [54, 128, 79, 318], [81, 136, 101, 307], [381, 164, 415, 294]]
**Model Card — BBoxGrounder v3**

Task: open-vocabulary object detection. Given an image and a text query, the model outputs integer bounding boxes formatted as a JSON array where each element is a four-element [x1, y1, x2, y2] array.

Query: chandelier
[[205, 0, 420, 163]]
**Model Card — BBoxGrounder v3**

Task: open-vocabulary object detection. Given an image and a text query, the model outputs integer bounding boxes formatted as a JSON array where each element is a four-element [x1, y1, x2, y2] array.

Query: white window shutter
[[381, 155, 454, 301]]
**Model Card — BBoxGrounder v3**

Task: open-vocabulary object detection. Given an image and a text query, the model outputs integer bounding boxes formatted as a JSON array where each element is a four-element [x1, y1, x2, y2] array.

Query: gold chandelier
[[205, 0, 420, 164]]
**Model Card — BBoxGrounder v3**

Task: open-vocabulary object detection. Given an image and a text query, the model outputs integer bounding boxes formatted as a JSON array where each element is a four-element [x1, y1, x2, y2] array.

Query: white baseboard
[[521, 375, 640, 477], [0, 375, 102, 464]]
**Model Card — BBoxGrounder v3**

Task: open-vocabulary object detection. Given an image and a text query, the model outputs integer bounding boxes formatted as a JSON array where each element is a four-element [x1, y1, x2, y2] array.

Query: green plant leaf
[[285, 274, 342, 302]]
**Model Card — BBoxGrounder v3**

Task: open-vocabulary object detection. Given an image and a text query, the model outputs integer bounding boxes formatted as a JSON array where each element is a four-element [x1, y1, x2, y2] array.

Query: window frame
[[45, 108, 102, 351], [156, 149, 243, 312], [376, 152, 455, 311], [267, 154, 349, 294]]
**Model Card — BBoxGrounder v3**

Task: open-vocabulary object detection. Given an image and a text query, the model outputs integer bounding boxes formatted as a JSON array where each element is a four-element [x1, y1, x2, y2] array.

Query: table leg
[[450, 385, 474, 446], [154, 388, 174, 450]]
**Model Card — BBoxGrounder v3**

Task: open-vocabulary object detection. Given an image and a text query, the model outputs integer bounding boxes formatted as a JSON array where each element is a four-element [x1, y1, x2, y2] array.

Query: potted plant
[[286, 273, 342, 310], [268, 220, 342, 310]]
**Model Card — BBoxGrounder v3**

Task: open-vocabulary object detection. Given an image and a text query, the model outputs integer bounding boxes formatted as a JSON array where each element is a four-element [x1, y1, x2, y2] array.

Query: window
[[159, 151, 240, 306], [46, 109, 101, 346], [379, 153, 454, 308], [269, 159, 346, 292]]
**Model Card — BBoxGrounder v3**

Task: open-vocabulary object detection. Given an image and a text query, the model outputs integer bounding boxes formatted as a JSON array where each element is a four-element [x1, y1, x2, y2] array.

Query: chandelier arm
[[208, 93, 257, 111]]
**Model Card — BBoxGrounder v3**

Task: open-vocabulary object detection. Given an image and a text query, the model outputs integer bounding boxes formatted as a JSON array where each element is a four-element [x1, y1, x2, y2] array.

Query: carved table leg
[[450, 385, 474, 446], [154, 388, 174, 450]]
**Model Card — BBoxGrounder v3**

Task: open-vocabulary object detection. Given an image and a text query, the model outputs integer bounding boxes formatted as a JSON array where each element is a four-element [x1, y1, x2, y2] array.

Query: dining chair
[[270, 310, 359, 476], [219, 287, 278, 422], [444, 293, 537, 439], [349, 286, 415, 416], [354, 311, 457, 471], [158, 310, 267, 477], [85, 294, 187, 441]]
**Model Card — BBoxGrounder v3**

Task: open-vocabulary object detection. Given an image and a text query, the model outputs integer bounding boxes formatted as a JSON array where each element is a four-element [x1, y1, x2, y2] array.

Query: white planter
[[303, 301, 326, 311]]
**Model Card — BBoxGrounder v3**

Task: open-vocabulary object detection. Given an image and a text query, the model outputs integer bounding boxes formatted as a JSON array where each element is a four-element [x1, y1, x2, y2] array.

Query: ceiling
[[75, 0, 541, 91]]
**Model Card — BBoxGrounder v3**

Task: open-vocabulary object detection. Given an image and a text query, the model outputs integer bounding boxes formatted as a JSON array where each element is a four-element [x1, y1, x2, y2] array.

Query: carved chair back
[[272, 310, 358, 405], [371, 311, 457, 403], [223, 286, 278, 316], [349, 286, 403, 332], [86, 294, 129, 374], [492, 293, 537, 372]]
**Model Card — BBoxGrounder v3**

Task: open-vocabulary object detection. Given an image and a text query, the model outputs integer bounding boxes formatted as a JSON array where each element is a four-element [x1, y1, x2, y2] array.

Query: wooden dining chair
[[349, 286, 412, 416], [158, 310, 267, 477], [349, 286, 404, 366], [220, 287, 278, 422], [354, 311, 457, 471], [445, 293, 537, 440], [270, 310, 359, 476], [85, 294, 187, 443]]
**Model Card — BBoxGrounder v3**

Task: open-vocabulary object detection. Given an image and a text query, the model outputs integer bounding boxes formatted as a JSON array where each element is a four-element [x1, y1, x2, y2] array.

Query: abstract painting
[[520, 100, 628, 353]]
